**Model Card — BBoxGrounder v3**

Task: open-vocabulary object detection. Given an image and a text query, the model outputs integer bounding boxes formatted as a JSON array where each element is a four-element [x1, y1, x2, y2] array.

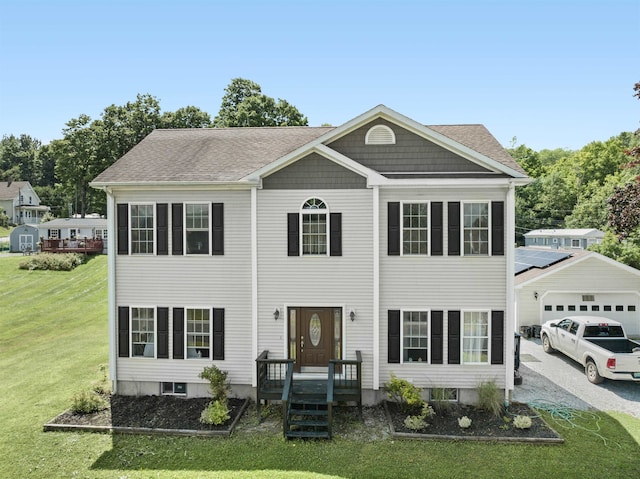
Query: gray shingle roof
[[0, 181, 31, 200], [92, 127, 334, 184], [92, 115, 525, 185]]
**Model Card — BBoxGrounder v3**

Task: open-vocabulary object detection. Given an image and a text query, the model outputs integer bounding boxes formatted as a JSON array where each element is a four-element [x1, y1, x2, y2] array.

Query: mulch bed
[[384, 401, 562, 442], [46, 394, 562, 443], [46, 395, 248, 435]]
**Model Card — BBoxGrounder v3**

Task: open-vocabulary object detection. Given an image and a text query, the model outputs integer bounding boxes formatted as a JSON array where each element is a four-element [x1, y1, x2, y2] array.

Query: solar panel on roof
[[514, 248, 571, 274]]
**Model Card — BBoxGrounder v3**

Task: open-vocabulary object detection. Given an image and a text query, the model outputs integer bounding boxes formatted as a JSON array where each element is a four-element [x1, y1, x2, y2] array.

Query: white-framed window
[[429, 388, 458, 402], [69, 228, 77, 240], [402, 202, 429, 255], [185, 203, 209, 254], [130, 204, 155, 254], [571, 239, 580, 248], [161, 382, 187, 395], [402, 310, 429, 363], [463, 202, 489, 255], [131, 307, 155, 358], [462, 311, 489, 364], [49, 229, 60, 240], [96, 229, 108, 240], [301, 198, 327, 255], [186, 308, 211, 358], [365, 124, 396, 145]]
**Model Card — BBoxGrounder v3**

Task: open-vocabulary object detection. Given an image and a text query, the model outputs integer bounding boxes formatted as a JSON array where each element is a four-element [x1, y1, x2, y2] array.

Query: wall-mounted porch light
[[273, 308, 280, 320], [349, 308, 356, 321]]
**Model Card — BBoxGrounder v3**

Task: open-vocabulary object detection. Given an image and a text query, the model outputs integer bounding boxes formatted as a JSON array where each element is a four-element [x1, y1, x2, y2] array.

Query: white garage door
[[541, 292, 640, 337]]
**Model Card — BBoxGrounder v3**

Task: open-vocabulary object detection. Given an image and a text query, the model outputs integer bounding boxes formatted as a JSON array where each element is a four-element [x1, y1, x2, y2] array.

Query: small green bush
[[70, 389, 108, 414], [404, 415, 428, 431], [458, 416, 472, 429], [385, 375, 424, 412], [476, 380, 503, 417], [513, 415, 533, 429], [199, 365, 229, 402], [200, 399, 230, 425], [19, 253, 85, 271]]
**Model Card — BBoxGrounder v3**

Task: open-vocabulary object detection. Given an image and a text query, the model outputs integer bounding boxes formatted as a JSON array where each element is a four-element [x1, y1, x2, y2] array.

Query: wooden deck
[[256, 351, 363, 439], [40, 238, 104, 254]]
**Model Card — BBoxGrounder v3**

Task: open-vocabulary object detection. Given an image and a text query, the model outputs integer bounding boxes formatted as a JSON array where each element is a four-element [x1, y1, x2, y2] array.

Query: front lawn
[[0, 255, 638, 479]]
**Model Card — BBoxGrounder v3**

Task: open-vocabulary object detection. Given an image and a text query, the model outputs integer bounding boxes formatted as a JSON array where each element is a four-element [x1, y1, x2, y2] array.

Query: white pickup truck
[[540, 316, 640, 384]]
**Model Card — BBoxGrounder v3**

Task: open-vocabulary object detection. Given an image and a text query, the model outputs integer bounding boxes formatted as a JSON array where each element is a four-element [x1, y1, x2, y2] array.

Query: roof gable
[[515, 248, 640, 287], [92, 104, 527, 187], [0, 181, 34, 200]]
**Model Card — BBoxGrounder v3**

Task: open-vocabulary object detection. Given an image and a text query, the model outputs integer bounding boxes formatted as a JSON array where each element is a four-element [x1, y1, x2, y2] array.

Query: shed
[[9, 224, 39, 253]]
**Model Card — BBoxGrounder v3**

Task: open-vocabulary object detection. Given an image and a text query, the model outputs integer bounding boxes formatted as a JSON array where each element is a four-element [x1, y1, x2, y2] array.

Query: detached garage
[[515, 248, 640, 337]]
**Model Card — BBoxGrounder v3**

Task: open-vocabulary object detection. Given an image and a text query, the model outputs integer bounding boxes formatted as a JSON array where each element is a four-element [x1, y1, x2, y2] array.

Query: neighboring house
[[0, 181, 50, 225], [515, 247, 640, 337], [91, 104, 529, 407], [524, 228, 604, 250], [9, 224, 39, 253], [38, 217, 108, 254]]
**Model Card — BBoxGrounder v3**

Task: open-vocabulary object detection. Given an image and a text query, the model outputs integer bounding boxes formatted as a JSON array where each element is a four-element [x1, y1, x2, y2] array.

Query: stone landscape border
[[43, 398, 250, 437]]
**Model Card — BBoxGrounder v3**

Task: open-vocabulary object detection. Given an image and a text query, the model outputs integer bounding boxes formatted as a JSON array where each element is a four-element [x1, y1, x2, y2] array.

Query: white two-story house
[[91, 105, 529, 407]]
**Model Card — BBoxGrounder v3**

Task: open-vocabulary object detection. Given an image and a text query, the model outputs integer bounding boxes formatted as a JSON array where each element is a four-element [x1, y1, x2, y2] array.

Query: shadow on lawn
[[88, 409, 640, 477]]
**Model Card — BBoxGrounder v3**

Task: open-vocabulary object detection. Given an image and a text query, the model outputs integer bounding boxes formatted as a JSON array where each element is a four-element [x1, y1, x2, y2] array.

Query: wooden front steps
[[285, 380, 330, 439]]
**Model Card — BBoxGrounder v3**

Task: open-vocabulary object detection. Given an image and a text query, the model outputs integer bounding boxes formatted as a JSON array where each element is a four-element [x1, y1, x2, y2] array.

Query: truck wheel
[[541, 334, 555, 353], [585, 360, 604, 384]]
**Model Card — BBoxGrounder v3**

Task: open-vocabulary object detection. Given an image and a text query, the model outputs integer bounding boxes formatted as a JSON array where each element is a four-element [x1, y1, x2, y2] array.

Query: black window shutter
[[448, 310, 461, 364], [388, 202, 400, 256], [491, 201, 505, 256], [157, 307, 169, 358], [431, 202, 443, 256], [287, 213, 299, 256], [330, 212, 342, 256], [491, 310, 505, 365], [448, 202, 460, 256], [117, 204, 128, 255], [171, 203, 183, 255], [213, 308, 225, 360], [156, 204, 168, 255], [388, 309, 401, 363], [212, 203, 224, 255], [118, 306, 129, 357], [173, 307, 184, 359], [431, 310, 443, 364]]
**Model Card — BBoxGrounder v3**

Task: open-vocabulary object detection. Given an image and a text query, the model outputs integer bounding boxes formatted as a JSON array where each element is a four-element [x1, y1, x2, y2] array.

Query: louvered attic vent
[[365, 124, 396, 145]]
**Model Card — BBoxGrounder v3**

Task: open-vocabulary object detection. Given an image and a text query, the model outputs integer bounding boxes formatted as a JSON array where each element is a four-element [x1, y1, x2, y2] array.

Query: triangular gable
[[515, 251, 640, 289], [243, 104, 527, 184]]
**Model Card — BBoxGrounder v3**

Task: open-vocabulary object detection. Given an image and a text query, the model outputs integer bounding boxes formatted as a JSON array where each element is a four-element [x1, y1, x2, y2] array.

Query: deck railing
[[40, 238, 104, 254], [255, 350, 294, 421], [328, 350, 363, 417]]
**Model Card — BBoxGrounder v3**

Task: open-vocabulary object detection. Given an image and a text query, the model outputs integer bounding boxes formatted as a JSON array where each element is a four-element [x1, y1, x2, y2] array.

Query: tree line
[[0, 78, 307, 218], [1, 79, 638, 267]]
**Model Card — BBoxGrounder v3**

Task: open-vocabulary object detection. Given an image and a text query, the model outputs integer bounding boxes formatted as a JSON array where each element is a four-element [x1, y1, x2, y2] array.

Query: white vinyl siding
[[380, 188, 507, 390], [115, 190, 252, 385], [257, 189, 374, 388]]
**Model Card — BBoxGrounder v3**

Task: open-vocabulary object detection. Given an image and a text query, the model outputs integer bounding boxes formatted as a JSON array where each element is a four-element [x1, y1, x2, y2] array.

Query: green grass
[[1, 255, 639, 478], [0, 225, 12, 236]]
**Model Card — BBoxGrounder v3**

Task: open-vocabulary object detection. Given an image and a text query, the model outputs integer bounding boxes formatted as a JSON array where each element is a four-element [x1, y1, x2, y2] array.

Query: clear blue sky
[[0, 0, 638, 151]]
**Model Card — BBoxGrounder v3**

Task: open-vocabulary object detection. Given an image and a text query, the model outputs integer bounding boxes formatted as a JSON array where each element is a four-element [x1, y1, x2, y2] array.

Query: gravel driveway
[[512, 337, 640, 419]]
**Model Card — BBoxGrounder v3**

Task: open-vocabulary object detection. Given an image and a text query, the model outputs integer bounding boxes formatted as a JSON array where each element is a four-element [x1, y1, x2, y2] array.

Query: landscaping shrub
[[199, 399, 230, 425], [199, 365, 231, 425], [385, 374, 424, 412], [476, 380, 503, 417], [70, 389, 108, 414], [19, 253, 85, 271], [513, 415, 533, 429]]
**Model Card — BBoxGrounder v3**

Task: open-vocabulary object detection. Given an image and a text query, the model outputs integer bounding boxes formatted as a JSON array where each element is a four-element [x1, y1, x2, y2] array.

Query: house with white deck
[[91, 105, 530, 427]]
